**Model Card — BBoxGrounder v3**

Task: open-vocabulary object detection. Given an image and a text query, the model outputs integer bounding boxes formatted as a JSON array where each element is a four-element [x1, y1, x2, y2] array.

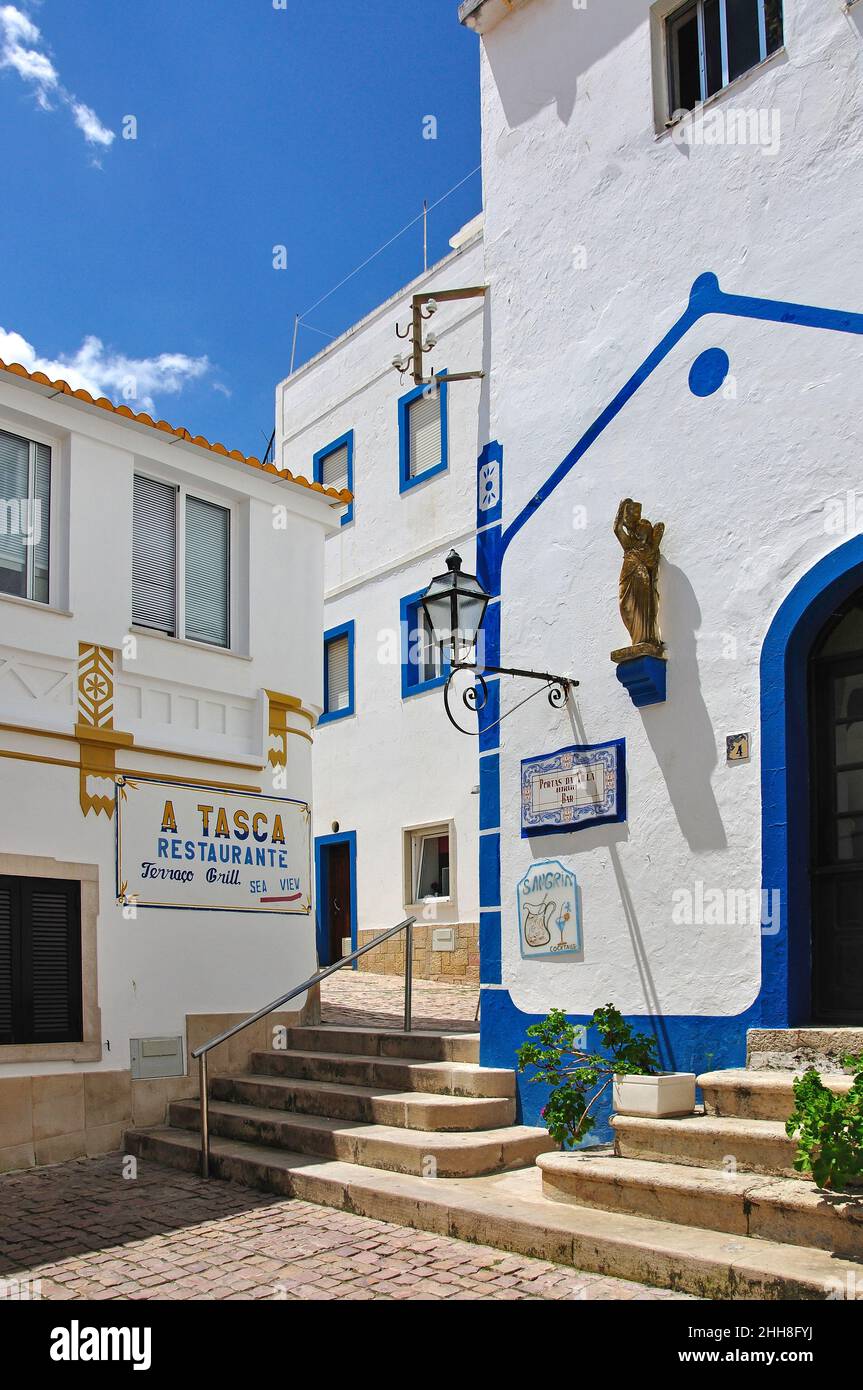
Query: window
[[400, 590, 450, 698], [407, 826, 451, 903], [321, 621, 355, 723], [0, 877, 82, 1045], [313, 431, 354, 525], [132, 474, 230, 648], [0, 428, 51, 604], [667, 0, 783, 115], [398, 376, 449, 493]]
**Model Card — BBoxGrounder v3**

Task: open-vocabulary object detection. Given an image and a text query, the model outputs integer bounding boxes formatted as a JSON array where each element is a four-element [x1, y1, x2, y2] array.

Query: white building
[[0, 356, 346, 1169], [276, 222, 485, 983], [459, 0, 863, 1120]]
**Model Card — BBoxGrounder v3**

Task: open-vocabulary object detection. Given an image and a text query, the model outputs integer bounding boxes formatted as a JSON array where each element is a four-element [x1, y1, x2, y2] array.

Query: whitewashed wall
[[0, 375, 336, 1075], [476, 0, 863, 1018], [277, 234, 485, 934]]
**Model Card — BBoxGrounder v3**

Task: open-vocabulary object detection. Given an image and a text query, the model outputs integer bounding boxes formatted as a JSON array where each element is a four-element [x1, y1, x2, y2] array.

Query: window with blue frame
[[400, 591, 449, 699], [321, 621, 355, 723], [398, 376, 448, 493], [313, 431, 354, 525]]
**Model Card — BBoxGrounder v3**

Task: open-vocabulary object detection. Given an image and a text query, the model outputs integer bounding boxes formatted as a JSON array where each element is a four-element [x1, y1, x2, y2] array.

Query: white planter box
[[613, 1071, 696, 1118]]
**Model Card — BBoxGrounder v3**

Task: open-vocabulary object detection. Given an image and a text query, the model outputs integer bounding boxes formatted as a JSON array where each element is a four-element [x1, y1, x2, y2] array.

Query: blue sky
[[0, 1, 480, 457]]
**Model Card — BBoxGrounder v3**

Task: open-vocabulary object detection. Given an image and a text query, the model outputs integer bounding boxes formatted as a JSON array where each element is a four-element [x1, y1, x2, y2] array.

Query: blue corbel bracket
[[615, 654, 667, 708]]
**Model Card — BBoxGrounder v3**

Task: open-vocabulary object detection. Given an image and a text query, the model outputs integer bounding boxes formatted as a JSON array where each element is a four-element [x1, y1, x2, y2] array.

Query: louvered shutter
[[133, 475, 176, 633], [321, 443, 350, 519], [407, 391, 442, 479], [33, 443, 51, 604], [326, 634, 351, 712], [185, 496, 230, 647], [0, 881, 12, 1044], [0, 429, 30, 597], [26, 881, 82, 1043]]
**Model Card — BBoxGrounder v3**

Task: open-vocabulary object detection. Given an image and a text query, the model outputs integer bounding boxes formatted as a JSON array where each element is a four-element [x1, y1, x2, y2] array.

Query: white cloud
[[0, 5, 115, 149], [0, 326, 212, 416]]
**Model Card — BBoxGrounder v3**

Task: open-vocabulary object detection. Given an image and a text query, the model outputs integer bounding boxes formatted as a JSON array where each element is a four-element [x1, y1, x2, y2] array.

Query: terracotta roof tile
[[0, 358, 352, 506]]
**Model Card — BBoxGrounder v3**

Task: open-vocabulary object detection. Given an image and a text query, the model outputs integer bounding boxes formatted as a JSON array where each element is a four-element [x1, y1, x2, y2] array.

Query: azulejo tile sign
[[517, 859, 582, 959], [520, 739, 626, 837], [116, 776, 312, 914]]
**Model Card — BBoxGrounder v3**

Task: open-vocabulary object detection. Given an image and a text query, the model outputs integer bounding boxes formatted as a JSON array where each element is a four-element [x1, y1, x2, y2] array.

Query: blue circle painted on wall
[[689, 348, 730, 397]]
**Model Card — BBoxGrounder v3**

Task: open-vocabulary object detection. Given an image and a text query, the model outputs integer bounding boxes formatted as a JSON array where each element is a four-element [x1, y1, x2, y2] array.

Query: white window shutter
[[185, 495, 230, 647], [408, 391, 441, 478], [327, 635, 350, 712], [132, 475, 176, 634], [321, 444, 349, 493]]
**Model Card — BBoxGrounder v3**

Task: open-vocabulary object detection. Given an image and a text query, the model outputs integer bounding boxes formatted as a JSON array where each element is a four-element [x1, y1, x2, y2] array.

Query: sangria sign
[[517, 859, 582, 960], [116, 776, 311, 914]]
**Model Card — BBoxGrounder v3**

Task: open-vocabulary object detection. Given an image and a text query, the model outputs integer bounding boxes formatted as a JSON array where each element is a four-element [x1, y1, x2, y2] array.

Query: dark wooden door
[[322, 842, 352, 966], [810, 597, 863, 1023]]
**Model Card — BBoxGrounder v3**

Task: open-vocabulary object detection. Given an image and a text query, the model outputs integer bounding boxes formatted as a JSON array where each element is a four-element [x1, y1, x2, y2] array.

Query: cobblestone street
[[319, 968, 478, 1032], [0, 1153, 692, 1301]]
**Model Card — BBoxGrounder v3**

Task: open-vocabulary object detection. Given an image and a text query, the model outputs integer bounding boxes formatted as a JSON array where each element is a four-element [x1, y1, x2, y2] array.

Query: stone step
[[538, 1152, 863, 1260], [699, 1069, 854, 1121], [210, 1072, 515, 1131], [613, 1114, 799, 1178], [747, 1028, 863, 1073], [249, 1048, 514, 1098], [273, 1027, 478, 1063], [168, 1098, 551, 1177], [124, 1125, 863, 1299]]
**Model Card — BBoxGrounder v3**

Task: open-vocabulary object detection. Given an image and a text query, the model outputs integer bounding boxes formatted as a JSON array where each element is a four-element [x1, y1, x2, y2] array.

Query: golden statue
[[612, 498, 665, 662]]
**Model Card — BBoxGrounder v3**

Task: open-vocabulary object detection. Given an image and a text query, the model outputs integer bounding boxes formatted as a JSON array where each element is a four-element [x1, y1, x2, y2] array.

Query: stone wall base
[[356, 923, 479, 983]]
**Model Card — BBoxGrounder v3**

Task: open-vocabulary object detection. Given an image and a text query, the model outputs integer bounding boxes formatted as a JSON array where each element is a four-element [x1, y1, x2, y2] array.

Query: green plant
[[785, 1053, 863, 1190], [516, 1004, 660, 1148]]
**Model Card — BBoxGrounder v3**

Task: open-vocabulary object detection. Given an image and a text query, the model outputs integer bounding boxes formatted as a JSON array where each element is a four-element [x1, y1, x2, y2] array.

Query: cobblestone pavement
[[320, 969, 479, 1032], [0, 1155, 693, 1300]]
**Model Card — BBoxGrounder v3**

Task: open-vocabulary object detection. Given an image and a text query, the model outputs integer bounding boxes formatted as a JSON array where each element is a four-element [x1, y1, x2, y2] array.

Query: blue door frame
[[314, 831, 357, 968]]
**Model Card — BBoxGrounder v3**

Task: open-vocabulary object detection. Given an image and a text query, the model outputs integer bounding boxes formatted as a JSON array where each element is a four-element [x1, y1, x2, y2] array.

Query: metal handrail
[[191, 916, 415, 1177]]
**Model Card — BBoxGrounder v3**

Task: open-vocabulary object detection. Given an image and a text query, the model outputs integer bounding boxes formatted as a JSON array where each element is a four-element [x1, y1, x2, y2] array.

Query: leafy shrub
[[517, 1004, 659, 1148], [785, 1054, 863, 1190]]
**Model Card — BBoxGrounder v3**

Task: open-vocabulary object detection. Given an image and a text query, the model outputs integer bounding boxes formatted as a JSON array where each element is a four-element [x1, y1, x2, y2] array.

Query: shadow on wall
[[487, 0, 647, 128], [644, 559, 727, 853]]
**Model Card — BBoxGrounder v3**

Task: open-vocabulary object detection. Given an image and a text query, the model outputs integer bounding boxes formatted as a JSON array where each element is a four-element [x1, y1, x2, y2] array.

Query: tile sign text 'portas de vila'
[[520, 739, 626, 838], [115, 777, 312, 914]]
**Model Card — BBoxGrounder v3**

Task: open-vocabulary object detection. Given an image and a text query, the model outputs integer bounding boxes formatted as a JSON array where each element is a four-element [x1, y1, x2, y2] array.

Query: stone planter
[[613, 1071, 696, 1118]]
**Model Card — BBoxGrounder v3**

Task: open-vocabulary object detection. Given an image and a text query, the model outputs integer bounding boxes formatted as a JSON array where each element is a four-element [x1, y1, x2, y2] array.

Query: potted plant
[[517, 1004, 695, 1147]]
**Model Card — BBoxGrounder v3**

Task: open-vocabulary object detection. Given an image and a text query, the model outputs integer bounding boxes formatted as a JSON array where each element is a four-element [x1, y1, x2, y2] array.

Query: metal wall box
[[130, 1036, 185, 1080], [432, 927, 457, 952]]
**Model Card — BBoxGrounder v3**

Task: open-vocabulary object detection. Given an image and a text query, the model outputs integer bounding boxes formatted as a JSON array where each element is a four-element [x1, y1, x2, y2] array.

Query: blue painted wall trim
[[399, 589, 450, 699], [319, 620, 355, 725], [398, 373, 449, 493], [759, 533, 863, 1027], [313, 430, 354, 526], [314, 830, 358, 968]]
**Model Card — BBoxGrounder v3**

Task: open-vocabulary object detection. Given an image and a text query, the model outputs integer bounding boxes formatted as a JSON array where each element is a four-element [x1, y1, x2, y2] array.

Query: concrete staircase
[[126, 1025, 555, 1180], [125, 1025, 863, 1300]]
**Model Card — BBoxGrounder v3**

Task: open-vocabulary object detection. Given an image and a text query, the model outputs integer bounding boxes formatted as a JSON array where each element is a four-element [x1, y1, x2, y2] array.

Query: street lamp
[[421, 550, 578, 736]]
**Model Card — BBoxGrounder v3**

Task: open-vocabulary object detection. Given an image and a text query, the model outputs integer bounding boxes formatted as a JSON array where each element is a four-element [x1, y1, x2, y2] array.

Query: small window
[[401, 591, 450, 698], [0, 876, 82, 1045], [0, 428, 51, 605], [398, 378, 448, 492], [321, 622, 355, 723], [407, 826, 451, 903], [313, 432, 354, 525], [667, 0, 783, 116], [132, 475, 230, 648]]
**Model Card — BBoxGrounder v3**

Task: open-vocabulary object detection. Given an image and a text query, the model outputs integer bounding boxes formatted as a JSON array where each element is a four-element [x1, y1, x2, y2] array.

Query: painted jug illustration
[[522, 898, 554, 949]]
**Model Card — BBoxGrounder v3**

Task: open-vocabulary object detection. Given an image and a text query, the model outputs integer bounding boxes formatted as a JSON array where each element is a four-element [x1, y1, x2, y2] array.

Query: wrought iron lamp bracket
[[443, 662, 578, 737]]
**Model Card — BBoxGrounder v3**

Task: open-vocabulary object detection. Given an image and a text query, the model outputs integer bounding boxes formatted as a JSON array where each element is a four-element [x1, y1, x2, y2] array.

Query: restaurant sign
[[116, 776, 311, 914], [521, 739, 626, 837], [517, 859, 582, 959]]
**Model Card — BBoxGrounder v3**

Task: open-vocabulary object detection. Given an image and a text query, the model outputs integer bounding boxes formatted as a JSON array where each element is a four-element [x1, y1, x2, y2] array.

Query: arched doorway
[[809, 591, 863, 1023]]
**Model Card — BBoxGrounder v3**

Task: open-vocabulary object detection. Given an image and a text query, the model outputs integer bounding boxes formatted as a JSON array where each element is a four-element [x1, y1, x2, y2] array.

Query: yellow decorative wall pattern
[[76, 644, 132, 818]]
